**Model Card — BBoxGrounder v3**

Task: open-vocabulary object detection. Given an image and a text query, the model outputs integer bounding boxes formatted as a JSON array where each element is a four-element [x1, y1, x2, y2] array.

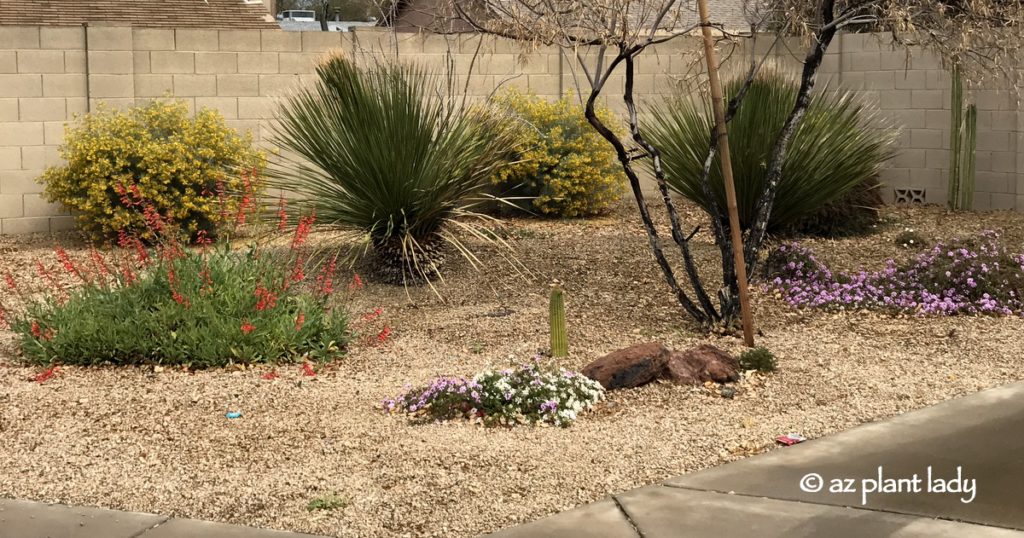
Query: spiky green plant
[[549, 283, 567, 358], [270, 55, 517, 283], [644, 68, 896, 232]]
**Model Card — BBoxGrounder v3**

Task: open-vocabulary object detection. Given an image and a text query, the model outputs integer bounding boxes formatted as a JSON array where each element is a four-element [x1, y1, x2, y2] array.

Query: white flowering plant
[[383, 359, 604, 427]]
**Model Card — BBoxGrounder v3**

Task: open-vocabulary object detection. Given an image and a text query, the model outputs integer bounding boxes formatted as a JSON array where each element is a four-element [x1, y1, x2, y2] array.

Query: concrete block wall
[[772, 32, 1022, 210], [0, 25, 1021, 235]]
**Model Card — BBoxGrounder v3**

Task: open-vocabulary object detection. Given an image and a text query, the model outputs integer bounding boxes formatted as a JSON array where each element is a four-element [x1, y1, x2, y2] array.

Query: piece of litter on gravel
[[225, 411, 242, 419], [775, 433, 806, 446]]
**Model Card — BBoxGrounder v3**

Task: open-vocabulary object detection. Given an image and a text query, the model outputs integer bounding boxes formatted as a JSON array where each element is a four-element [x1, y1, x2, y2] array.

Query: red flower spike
[[301, 362, 316, 377], [277, 196, 288, 232], [376, 326, 392, 344], [349, 273, 364, 291], [132, 238, 149, 265], [195, 230, 213, 247], [35, 262, 63, 297], [120, 262, 137, 286], [254, 284, 279, 312], [172, 291, 190, 308], [290, 214, 315, 250], [261, 370, 279, 381], [89, 247, 111, 279], [361, 307, 383, 322], [294, 312, 305, 331], [31, 321, 55, 341], [290, 260, 305, 283], [4, 273, 16, 291], [240, 322, 255, 334], [315, 256, 338, 296]]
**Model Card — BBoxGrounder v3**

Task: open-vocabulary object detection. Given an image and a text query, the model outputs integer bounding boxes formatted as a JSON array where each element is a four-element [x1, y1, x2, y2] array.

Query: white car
[[276, 10, 316, 21]]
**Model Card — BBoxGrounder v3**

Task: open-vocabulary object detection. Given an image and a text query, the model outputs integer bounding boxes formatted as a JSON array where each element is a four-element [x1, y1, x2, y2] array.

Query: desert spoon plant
[[271, 55, 517, 284], [549, 283, 568, 358]]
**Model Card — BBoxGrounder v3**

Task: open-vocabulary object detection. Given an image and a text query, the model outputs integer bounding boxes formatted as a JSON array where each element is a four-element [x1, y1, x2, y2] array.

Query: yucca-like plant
[[270, 55, 516, 283], [644, 68, 896, 232]]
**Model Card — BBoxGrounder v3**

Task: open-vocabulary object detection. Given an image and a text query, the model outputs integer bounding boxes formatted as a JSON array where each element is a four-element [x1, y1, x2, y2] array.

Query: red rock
[[666, 344, 740, 386], [582, 342, 671, 390]]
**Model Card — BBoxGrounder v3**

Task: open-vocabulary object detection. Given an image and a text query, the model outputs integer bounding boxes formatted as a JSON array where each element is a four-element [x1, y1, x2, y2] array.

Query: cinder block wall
[[767, 32, 1022, 210], [0, 25, 1021, 235]]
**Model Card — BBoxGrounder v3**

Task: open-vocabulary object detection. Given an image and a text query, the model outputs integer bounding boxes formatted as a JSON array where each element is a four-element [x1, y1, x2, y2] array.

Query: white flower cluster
[[472, 363, 605, 427]]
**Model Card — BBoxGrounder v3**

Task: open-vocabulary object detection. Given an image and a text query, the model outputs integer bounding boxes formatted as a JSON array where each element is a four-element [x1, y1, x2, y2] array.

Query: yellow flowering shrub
[[492, 90, 625, 217], [40, 100, 265, 242]]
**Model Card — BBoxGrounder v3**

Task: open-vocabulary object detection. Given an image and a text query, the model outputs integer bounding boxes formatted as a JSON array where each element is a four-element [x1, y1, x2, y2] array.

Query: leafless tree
[[421, 0, 1023, 328]]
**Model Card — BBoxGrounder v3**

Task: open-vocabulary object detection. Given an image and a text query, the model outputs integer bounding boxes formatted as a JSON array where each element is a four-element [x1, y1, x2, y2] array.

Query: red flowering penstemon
[[4, 180, 349, 368]]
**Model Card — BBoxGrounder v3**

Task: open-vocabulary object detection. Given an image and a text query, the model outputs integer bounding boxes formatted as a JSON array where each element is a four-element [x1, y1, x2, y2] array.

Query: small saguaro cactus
[[549, 282, 568, 358]]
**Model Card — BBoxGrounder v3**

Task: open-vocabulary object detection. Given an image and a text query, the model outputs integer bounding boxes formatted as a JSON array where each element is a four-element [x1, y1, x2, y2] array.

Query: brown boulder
[[582, 342, 671, 390], [666, 344, 740, 386]]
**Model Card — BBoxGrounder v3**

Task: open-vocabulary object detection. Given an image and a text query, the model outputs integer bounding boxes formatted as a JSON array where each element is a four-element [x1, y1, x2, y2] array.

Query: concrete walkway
[[4, 382, 1024, 537], [0, 500, 327, 538], [487, 381, 1024, 537]]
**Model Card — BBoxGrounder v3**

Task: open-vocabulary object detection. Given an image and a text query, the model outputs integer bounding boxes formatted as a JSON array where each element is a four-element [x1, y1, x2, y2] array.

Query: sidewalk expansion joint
[[611, 494, 646, 538], [129, 516, 171, 538], [661, 483, 1024, 533]]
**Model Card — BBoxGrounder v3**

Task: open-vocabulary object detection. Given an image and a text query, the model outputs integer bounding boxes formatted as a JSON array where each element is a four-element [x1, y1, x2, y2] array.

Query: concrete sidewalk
[[487, 381, 1024, 537], [0, 500, 327, 538]]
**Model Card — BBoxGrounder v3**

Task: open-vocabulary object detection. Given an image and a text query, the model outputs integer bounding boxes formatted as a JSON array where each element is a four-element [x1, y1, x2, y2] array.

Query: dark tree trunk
[[320, 0, 330, 31], [740, 0, 838, 278], [582, 48, 716, 326]]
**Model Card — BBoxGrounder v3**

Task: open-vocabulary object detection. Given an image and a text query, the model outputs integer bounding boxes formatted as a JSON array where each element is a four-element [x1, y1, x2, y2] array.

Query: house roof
[[0, 0, 279, 29], [381, 0, 753, 34]]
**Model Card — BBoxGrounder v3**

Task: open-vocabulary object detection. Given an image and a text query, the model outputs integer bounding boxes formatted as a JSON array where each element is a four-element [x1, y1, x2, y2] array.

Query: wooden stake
[[696, 0, 755, 347]]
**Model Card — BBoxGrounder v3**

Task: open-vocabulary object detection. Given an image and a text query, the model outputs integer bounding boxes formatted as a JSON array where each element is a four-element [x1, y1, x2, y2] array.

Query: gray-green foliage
[[644, 68, 896, 232], [270, 56, 517, 280]]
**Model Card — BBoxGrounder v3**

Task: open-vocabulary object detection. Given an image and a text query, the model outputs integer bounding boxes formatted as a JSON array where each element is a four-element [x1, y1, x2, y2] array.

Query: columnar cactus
[[961, 103, 977, 210], [549, 283, 568, 358], [948, 62, 977, 211], [948, 62, 963, 209]]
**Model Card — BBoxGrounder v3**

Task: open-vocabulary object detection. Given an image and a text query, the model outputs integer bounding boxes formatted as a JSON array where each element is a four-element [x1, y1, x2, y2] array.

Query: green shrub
[[644, 68, 896, 233], [738, 347, 777, 372], [8, 216, 348, 367], [271, 55, 517, 283], [490, 90, 625, 217], [39, 100, 266, 243], [785, 176, 884, 237]]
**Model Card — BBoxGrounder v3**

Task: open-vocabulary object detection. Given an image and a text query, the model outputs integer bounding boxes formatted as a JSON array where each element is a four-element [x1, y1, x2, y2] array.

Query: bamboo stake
[[696, 0, 755, 347]]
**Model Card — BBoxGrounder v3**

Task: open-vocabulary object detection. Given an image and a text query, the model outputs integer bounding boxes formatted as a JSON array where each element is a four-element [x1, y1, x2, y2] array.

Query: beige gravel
[[2, 202, 1024, 537]]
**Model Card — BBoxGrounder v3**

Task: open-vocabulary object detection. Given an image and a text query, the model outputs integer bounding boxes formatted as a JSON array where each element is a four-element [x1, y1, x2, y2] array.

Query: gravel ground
[[2, 202, 1023, 537]]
